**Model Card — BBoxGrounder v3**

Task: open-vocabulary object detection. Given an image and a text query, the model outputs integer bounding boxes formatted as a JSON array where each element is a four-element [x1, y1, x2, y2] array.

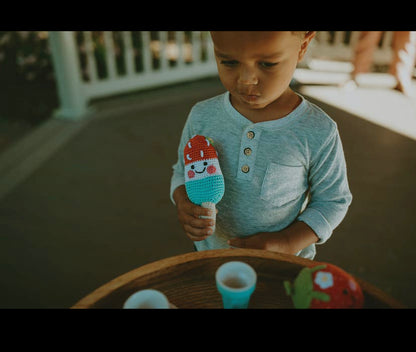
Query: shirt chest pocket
[[260, 163, 307, 207]]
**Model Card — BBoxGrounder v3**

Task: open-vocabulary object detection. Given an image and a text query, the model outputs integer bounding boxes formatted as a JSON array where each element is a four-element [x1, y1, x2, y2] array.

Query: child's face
[[211, 31, 314, 111]]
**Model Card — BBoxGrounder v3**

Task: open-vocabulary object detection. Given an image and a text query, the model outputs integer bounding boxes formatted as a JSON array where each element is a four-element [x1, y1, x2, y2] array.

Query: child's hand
[[228, 222, 318, 255], [228, 233, 271, 251], [228, 232, 292, 254], [173, 185, 215, 242]]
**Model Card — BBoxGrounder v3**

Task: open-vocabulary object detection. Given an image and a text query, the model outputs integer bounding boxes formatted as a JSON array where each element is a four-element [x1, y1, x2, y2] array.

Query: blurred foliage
[[0, 31, 58, 125]]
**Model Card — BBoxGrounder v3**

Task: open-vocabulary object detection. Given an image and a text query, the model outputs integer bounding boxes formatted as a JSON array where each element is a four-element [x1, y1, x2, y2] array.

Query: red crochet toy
[[284, 262, 364, 309]]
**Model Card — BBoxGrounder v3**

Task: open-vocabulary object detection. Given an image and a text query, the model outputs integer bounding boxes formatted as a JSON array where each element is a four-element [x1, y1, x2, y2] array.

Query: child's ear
[[298, 31, 316, 62]]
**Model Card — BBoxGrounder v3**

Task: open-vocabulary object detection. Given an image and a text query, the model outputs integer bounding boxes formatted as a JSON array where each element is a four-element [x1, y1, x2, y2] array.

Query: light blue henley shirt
[[170, 91, 352, 259]]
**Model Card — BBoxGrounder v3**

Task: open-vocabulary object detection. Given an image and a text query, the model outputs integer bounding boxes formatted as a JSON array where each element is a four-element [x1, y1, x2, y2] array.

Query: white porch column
[[48, 31, 89, 120]]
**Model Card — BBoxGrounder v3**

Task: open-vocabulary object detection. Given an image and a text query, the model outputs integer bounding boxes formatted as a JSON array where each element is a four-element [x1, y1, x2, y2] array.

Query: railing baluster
[[382, 31, 393, 51], [159, 31, 168, 71], [176, 31, 185, 68], [103, 31, 117, 79], [83, 31, 97, 82], [192, 31, 201, 64], [141, 31, 152, 74], [122, 31, 135, 76], [334, 31, 344, 47]]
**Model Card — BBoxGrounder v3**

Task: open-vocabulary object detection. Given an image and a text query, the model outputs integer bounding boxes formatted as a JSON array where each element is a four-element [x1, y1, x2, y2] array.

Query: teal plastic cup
[[215, 261, 257, 309], [123, 289, 170, 309]]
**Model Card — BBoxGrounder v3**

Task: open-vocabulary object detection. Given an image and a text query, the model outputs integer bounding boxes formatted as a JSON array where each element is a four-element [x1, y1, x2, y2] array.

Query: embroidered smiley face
[[184, 135, 222, 183], [188, 161, 217, 179], [186, 159, 220, 181]]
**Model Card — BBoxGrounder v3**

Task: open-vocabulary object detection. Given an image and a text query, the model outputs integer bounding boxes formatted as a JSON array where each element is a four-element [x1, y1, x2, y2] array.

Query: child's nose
[[238, 67, 258, 85]]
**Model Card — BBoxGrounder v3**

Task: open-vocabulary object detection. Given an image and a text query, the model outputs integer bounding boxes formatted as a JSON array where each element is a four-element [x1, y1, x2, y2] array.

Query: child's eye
[[260, 61, 278, 68], [220, 60, 239, 67]]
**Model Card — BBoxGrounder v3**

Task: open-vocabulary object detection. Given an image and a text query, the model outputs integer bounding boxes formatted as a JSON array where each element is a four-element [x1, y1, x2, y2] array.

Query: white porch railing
[[48, 31, 396, 120], [48, 31, 218, 120]]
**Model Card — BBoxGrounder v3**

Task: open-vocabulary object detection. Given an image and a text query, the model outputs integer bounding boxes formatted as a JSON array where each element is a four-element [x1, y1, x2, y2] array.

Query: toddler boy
[[170, 32, 352, 259]]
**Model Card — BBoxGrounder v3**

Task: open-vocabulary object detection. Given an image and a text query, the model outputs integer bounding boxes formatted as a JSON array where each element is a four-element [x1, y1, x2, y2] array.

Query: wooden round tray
[[72, 249, 404, 309]]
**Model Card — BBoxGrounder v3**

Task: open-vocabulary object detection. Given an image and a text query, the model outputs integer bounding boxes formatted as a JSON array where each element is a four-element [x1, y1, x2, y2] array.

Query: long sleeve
[[297, 128, 352, 244], [170, 111, 194, 204]]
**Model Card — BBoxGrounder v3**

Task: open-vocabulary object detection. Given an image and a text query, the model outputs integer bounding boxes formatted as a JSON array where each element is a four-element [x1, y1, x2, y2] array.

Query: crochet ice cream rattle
[[184, 135, 225, 233], [284, 262, 364, 308]]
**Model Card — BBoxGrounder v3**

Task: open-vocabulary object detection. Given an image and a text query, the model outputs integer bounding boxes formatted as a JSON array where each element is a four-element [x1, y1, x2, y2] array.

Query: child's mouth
[[195, 167, 206, 174], [241, 94, 260, 102]]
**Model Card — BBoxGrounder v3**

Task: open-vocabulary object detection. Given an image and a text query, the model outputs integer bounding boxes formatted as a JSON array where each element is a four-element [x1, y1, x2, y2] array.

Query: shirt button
[[241, 165, 250, 173], [244, 147, 252, 156], [246, 131, 255, 139]]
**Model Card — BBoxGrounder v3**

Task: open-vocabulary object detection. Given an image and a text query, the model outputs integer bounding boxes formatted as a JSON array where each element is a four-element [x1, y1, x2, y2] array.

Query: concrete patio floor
[[0, 73, 415, 308]]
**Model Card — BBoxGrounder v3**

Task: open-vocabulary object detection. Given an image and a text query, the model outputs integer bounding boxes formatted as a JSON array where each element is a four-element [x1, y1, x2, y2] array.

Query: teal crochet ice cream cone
[[184, 135, 225, 232]]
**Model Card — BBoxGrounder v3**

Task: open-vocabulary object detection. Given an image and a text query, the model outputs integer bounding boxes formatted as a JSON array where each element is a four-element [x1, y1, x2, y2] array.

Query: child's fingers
[[177, 198, 216, 241], [182, 212, 214, 229], [192, 204, 214, 218], [184, 224, 213, 241], [179, 198, 215, 218]]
